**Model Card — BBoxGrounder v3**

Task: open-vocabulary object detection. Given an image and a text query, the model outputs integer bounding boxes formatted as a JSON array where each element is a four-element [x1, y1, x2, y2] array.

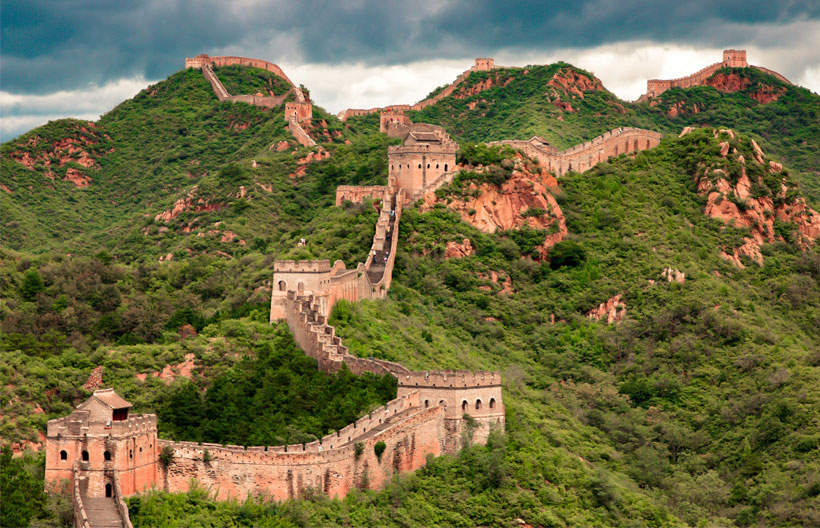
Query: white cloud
[[3, 35, 818, 142], [1, 77, 155, 142]]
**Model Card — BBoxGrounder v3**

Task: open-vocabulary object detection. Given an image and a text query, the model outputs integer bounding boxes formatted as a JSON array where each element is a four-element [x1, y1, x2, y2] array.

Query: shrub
[[374, 441, 386, 461], [548, 240, 586, 269], [354, 442, 364, 460], [159, 446, 175, 468]]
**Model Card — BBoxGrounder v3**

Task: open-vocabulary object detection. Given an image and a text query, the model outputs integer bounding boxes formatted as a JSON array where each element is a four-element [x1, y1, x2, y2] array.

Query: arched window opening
[[278, 280, 287, 291], [489, 398, 496, 409], [427, 164, 430, 168], [462, 400, 468, 411], [82, 451, 89, 462], [60, 450, 67, 460], [129, 449, 133, 459], [424, 400, 429, 408], [418, 164, 422, 169], [104, 451, 111, 461], [444, 164, 448, 172], [436, 164, 439, 169], [105, 483, 112, 498], [475, 400, 482, 410]]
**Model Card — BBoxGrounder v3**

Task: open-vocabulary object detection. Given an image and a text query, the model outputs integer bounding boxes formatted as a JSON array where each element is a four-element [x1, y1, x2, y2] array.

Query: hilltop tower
[[722, 49, 748, 68], [388, 124, 458, 204]]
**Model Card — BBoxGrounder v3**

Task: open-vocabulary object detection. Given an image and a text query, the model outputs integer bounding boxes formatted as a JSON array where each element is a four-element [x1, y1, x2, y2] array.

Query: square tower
[[722, 50, 748, 68]]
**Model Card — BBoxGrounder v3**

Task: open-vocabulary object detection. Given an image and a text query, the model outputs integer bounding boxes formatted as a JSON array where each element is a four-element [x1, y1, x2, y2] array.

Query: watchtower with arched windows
[[46, 388, 158, 498], [396, 370, 504, 452]]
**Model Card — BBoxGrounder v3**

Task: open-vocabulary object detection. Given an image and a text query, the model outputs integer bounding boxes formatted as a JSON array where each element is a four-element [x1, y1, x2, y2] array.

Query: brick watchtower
[[722, 49, 748, 68], [45, 389, 158, 497]]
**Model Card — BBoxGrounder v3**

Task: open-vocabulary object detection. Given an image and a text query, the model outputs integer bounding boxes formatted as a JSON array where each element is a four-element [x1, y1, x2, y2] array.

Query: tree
[[548, 240, 586, 269], [20, 268, 45, 301], [0, 446, 48, 527]]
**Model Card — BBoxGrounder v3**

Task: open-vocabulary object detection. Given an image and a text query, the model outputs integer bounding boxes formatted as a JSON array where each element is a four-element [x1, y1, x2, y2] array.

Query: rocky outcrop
[[692, 129, 820, 267], [154, 187, 223, 222], [445, 238, 474, 259], [82, 366, 104, 391], [587, 294, 626, 324], [8, 122, 112, 185], [706, 72, 787, 103], [423, 157, 567, 258]]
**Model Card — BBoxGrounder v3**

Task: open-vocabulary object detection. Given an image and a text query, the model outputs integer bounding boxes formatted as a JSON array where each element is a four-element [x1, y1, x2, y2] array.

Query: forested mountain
[[2, 60, 819, 527]]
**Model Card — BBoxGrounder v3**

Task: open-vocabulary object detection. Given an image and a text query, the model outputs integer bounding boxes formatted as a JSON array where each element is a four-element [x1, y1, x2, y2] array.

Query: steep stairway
[[201, 63, 230, 100], [83, 497, 126, 528]]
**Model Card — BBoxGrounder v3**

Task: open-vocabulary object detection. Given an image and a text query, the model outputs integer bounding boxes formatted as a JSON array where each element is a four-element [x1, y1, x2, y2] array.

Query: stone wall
[[160, 395, 446, 500], [186, 54, 298, 89], [338, 58, 501, 121], [335, 185, 389, 206], [641, 49, 790, 99], [288, 115, 317, 147], [380, 111, 412, 134], [490, 127, 662, 176]]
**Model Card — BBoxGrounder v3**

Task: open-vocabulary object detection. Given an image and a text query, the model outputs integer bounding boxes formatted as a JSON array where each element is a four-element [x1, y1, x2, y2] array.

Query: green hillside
[[2, 62, 820, 527], [406, 64, 820, 206]]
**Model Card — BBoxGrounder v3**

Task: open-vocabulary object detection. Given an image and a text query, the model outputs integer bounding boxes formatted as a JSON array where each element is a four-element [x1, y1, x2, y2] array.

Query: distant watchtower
[[722, 49, 748, 68], [474, 58, 495, 71]]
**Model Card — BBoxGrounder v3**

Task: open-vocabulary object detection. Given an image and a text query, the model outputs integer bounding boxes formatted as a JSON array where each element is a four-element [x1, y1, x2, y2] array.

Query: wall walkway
[[490, 127, 662, 176]]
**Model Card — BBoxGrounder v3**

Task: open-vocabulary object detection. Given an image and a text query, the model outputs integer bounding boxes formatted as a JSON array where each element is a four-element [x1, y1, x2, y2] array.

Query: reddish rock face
[[695, 130, 820, 267], [706, 73, 786, 103], [64, 168, 91, 187], [155, 187, 224, 222], [8, 123, 112, 186], [707, 72, 751, 93], [445, 238, 475, 259], [587, 294, 626, 324], [423, 157, 567, 259], [547, 68, 603, 98]]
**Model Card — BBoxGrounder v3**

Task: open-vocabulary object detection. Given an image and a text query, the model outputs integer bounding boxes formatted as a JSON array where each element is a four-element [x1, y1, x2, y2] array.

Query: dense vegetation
[[214, 65, 293, 97], [2, 61, 820, 527]]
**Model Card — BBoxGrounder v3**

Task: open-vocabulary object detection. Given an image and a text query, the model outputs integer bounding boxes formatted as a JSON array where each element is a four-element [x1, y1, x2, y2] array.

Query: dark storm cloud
[[3, 0, 819, 94]]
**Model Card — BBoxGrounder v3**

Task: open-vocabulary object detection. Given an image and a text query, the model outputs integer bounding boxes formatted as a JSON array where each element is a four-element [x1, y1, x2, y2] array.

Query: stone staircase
[[201, 63, 230, 100], [83, 498, 126, 528]]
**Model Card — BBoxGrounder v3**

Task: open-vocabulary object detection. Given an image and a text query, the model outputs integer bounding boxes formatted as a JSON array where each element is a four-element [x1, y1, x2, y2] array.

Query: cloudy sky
[[2, 0, 819, 142]]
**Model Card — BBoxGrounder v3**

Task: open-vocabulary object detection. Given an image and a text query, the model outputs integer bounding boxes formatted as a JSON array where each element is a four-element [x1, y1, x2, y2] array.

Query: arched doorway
[[105, 483, 112, 498]]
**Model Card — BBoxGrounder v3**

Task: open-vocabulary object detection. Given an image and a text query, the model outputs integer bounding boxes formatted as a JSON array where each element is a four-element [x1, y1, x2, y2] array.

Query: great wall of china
[[185, 54, 316, 147], [640, 49, 791, 100], [337, 58, 498, 121], [44, 48, 791, 527]]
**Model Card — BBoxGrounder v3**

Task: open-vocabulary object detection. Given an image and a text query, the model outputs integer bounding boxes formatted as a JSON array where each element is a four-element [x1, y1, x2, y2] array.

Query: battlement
[[388, 142, 458, 154], [398, 370, 502, 389], [274, 260, 332, 273]]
